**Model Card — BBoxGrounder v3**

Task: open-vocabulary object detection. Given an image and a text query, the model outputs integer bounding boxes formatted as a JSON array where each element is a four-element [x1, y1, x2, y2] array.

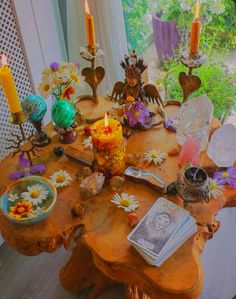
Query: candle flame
[[104, 113, 109, 127], [1, 53, 8, 66], [85, 0, 90, 15], [195, 0, 201, 20]]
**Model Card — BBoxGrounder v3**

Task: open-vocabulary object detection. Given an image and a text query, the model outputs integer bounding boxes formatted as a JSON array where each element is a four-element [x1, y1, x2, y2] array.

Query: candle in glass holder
[[91, 114, 125, 177], [84, 0, 96, 48], [178, 136, 200, 167], [189, 0, 201, 56], [0, 54, 22, 114]]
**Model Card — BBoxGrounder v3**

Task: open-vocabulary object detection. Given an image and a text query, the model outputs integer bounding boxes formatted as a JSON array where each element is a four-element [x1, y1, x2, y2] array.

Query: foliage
[[122, 0, 152, 53], [207, 1, 236, 48], [161, 33, 236, 119], [122, 0, 236, 53]]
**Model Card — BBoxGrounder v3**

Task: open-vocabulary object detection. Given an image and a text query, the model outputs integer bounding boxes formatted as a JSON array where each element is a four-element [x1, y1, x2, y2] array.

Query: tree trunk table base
[[0, 97, 235, 299]]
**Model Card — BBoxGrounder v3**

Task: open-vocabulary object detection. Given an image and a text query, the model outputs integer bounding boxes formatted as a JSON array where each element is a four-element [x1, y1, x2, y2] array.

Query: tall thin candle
[[189, 0, 201, 56], [84, 0, 96, 48], [0, 54, 22, 113]]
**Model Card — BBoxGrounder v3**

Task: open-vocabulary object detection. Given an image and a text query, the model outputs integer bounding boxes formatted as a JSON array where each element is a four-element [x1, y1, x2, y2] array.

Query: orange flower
[[9, 201, 33, 218], [61, 86, 76, 100]]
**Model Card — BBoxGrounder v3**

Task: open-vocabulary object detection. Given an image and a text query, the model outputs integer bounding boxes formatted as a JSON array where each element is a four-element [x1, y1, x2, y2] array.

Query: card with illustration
[[128, 197, 190, 256]]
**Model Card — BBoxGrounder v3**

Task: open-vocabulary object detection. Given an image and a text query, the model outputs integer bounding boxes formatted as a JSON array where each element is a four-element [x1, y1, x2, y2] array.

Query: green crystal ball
[[52, 99, 75, 129], [21, 94, 47, 122]]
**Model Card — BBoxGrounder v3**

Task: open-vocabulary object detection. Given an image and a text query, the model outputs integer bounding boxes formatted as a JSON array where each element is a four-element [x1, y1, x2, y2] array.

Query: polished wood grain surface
[[0, 97, 235, 299]]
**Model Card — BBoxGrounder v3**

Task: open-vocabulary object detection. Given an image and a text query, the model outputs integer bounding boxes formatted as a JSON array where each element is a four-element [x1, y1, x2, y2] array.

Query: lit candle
[[91, 113, 125, 176], [0, 54, 22, 114], [84, 0, 96, 48], [189, 0, 201, 56]]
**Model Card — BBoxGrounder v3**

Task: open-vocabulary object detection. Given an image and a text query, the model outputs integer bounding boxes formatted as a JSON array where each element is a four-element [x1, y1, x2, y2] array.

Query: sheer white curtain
[[67, 0, 128, 95]]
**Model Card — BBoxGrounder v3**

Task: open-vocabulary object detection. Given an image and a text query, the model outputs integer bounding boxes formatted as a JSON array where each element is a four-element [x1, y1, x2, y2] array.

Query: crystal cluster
[[176, 95, 214, 150]]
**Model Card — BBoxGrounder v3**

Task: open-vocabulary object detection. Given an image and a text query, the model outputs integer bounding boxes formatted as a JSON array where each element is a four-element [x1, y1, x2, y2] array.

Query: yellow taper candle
[[84, 0, 96, 48], [91, 113, 125, 176], [0, 54, 22, 114]]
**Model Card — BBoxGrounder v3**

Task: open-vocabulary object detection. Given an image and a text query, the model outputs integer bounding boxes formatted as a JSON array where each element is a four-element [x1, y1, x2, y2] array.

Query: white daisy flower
[[144, 149, 167, 165], [22, 184, 49, 206], [50, 170, 72, 188], [38, 80, 52, 98], [82, 136, 93, 150], [28, 206, 44, 217], [209, 178, 224, 199], [111, 193, 139, 212], [8, 193, 19, 202]]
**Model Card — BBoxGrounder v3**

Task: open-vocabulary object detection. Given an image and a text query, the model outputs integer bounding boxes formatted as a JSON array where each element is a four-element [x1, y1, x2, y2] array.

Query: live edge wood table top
[[1, 97, 236, 299]]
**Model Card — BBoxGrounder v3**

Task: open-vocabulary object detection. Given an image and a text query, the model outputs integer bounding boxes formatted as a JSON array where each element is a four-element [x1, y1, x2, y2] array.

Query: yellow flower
[[9, 201, 33, 218], [69, 72, 79, 84]]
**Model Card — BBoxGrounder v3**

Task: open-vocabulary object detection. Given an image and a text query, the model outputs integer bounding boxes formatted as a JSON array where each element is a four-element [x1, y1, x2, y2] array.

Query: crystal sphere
[[52, 100, 75, 129], [21, 94, 47, 122]]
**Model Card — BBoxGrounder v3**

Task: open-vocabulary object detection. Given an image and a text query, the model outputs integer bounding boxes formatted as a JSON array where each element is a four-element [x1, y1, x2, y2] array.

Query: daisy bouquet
[[38, 62, 82, 101]]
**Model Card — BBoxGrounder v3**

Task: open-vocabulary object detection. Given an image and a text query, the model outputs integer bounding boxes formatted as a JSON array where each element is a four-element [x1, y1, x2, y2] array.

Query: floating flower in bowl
[[0, 176, 57, 224]]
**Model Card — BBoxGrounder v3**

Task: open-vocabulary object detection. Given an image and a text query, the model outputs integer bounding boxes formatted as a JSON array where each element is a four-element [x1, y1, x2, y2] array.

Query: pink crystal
[[178, 137, 200, 166]]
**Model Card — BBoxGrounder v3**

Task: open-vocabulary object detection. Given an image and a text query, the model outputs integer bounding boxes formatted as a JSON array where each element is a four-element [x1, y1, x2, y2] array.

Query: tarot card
[[128, 197, 189, 257]]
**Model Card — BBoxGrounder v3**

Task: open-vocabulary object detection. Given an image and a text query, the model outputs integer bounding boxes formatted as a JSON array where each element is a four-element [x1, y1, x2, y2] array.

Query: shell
[[76, 167, 93, 182], [79, 172, 105, 199], [168, 147, 180, 156], [125, 153, 141, 166], [110, 176, 125, 192], [71, 204, 85, 216]]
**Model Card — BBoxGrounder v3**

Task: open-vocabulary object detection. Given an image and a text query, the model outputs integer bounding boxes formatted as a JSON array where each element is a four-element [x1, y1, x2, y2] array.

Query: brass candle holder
[[179, 51, 206, 103], [79, 45, 105, 104], [6, 111, 41, 166]]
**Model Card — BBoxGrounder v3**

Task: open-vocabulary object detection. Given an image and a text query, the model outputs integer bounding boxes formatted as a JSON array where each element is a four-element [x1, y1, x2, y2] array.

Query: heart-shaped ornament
[[82, 67, 105, 89], [179, 72, 201, 102]]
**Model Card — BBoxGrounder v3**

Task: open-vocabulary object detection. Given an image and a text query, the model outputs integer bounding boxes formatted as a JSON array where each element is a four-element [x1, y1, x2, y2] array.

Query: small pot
[[175, 167, 210, 207]]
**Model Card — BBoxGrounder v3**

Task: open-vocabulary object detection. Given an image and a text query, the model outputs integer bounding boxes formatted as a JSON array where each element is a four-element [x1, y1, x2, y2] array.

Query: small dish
[[0, 176, 57, 224]]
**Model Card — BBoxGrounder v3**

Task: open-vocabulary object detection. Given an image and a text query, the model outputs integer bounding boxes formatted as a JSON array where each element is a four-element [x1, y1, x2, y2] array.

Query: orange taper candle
[[84, 0, 96, 48], [190, 0, 201, 56], [0, 54, 22, 114]]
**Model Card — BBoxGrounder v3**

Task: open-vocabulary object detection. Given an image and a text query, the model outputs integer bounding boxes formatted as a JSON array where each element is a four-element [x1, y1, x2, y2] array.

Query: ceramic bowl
[[0, 176, 57, 224]]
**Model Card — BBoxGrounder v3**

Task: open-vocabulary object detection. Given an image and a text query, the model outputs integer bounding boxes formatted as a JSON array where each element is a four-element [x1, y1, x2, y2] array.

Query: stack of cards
[[127, 197, 197, 267]]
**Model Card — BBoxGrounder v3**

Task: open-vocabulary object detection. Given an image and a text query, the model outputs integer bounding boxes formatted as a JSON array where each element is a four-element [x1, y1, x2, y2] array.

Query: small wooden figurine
[[110, 50, 163, 107]]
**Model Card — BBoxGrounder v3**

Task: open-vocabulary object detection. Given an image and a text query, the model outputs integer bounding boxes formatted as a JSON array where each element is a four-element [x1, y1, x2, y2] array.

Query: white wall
[[13, 0, 66, 123]]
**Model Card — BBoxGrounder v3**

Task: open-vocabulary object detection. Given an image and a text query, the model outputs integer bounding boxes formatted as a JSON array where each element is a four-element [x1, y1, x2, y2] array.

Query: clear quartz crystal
[[207, 124, 236, 167], [176, 95, 214, 150]]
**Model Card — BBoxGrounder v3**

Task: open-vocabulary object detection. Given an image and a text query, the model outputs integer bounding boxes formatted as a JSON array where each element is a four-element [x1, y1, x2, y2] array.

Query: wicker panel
[[0, 0, 34, 161]]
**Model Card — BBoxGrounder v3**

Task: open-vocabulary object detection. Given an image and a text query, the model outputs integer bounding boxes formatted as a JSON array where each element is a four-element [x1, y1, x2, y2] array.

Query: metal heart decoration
[[82, 66, 105, 89], [179, 72, 201, 102]]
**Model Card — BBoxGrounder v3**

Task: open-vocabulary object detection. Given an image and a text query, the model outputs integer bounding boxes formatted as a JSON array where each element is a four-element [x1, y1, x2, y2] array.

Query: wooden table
[[1, 97, 236, 299]]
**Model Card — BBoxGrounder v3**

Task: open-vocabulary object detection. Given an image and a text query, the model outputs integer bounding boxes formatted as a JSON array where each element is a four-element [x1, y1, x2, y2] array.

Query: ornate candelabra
[[179, 51, 206, 103], [6, 111, 41, 166], [79, 46, 105, 104]]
